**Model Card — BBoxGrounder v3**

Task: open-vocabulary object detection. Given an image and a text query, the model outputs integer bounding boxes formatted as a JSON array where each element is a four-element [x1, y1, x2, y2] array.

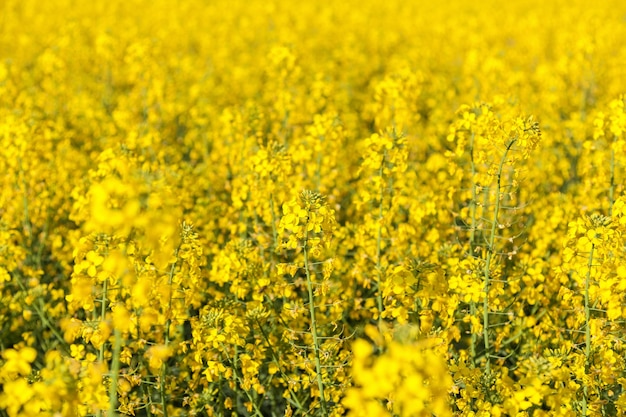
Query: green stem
[[270, 194, 279, 258], [482, 266, 491, 373], [375, 151, 386, 324], [469, 132, 478, 363], [12, 272, 69, 353], [303, 228, 328, 416], [470, 303, 477, 361], [254, 316, 305, 412], [160, 246, 180, 417], [18, 158, 33, 245], [221, 344, 265, 417], [609, 146, 615, 216], [139, 380, 153, 417], [582, 243, 594, 416], [34, 212, 52, 271], [159, 351, 170, 415], [96, 272, 109, 417], [483, 140, 515, 373], [107, 328, 122, 417], [37, 298, 69, 353], [99, 278, 109, 362], [315, 135, 324, 189], [144, 377, 155, 417], [236, 348, 244, 413], [469, 132, 478, 256]]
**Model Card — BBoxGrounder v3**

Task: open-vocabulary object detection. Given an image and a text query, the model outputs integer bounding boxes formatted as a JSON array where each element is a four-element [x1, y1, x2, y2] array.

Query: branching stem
[[303, 225, 328, 416], [483, 139, 516, 373]]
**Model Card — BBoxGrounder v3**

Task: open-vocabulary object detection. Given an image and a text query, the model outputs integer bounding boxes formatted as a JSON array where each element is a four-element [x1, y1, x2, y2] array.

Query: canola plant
[[2, 0, 626, 416]]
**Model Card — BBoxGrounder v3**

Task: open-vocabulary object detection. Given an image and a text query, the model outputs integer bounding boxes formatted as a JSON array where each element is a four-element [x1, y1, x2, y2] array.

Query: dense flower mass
[[2, 0, 626, 415]]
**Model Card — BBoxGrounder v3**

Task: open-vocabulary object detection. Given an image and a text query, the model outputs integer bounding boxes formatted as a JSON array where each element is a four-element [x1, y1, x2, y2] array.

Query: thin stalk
[[315, 134, 324, 189], [239, 208, 247, 241], [16, 161, 69, 351], [144, 378, 155, 417], [270, 194, 279, 258], [34, 211, 52, 270], [609, 147, 615, 216], [375, 151, 386, 323], [160, 246, 180, 417], [221, 343, 265, 417], [469, 132, 478, 362], [97, 271, 109, 417], [139, 380, 153, 417], [470, 303, 477, 361], [254, 316, 306, 412], [270, 195, 278, 242], [12, 272, 68, 353], [483, 140, 515, 373], [234, 294, 242, 412], [159, 348, 170, 415], [582, 243, 594, 416], [303, 227, 328, 416], [18, 158, 33, 245], [38, 298, 68, 351], [107, 328, 122, 417], [482, 268, 491, 373], [469, 132, 478, 256], [99, 278, 109, 362], [236, 351, 244, 413], [281, 111, 291, 147]]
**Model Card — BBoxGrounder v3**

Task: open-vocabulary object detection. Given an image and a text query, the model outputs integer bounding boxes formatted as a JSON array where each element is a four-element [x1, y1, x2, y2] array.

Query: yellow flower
[[1, 347, 37, 377], [146, 344, 173, 371]]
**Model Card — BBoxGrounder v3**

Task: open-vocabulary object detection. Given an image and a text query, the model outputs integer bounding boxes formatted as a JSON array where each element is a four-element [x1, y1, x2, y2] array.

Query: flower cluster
[[343, 326, 452, 417], [3, 0, 626, 416]]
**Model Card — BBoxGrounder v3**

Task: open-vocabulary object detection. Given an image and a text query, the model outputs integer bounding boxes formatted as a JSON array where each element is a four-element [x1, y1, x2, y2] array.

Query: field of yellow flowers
[[3, 0, 626, 416]]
